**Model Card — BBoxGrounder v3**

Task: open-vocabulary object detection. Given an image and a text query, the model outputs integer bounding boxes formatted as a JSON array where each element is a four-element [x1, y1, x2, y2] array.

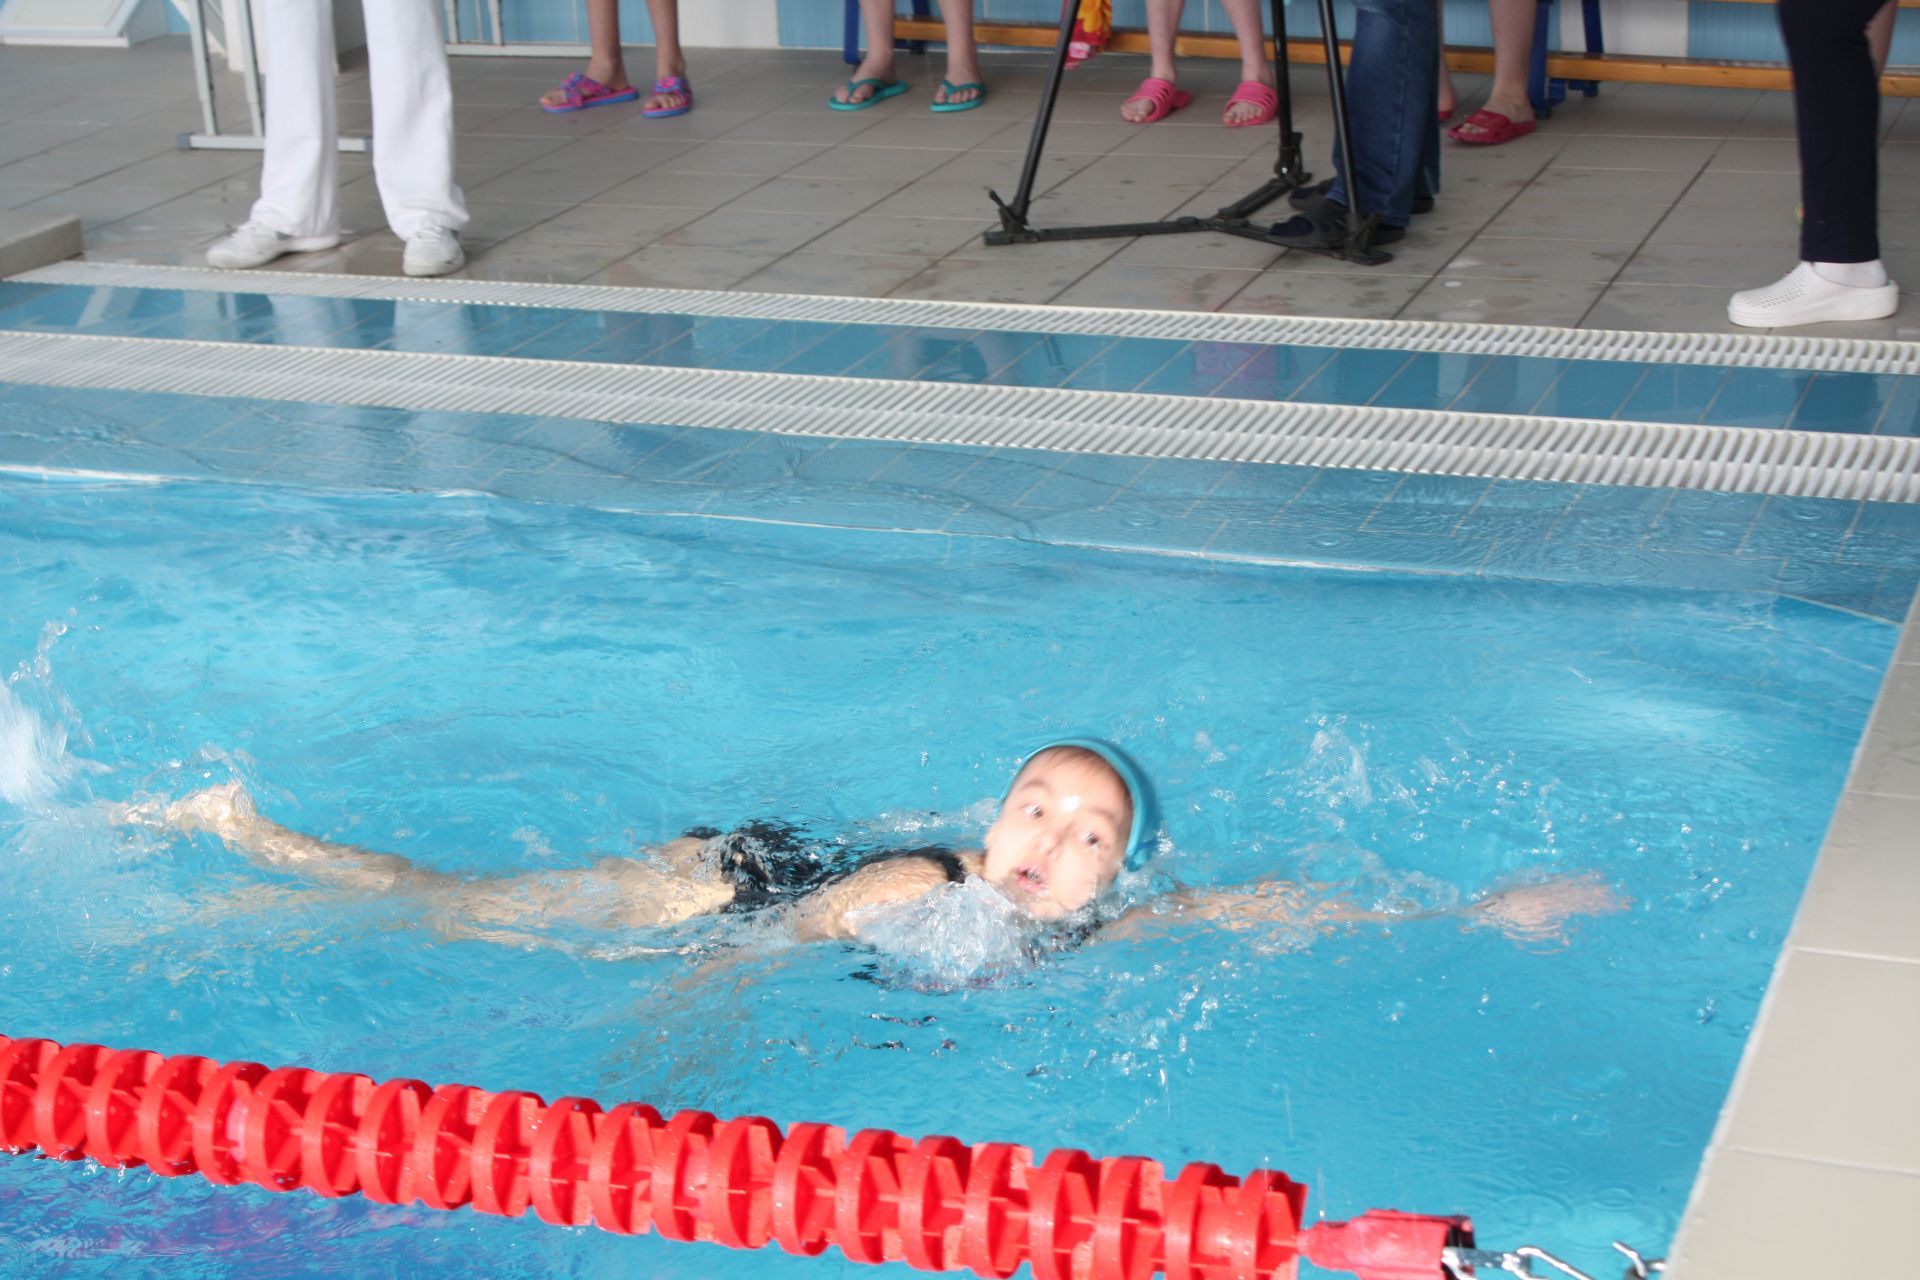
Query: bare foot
[[1223, 71, 1276, 126], [1121, 66, 1180, 123], [1438, 66, 1458, 119], [162, 780, 258, 841], [645, 79, 689, 114], [834, 55, 896, 106], [933, 56, 984, 108], [1472, 872, 1627, 941]]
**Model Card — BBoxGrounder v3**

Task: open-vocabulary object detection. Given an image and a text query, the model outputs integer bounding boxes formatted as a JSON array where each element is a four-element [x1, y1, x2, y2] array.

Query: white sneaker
[[205, 221, 339, 269], [403, 227, 465, 277], [1728, 261, 1899, 328]]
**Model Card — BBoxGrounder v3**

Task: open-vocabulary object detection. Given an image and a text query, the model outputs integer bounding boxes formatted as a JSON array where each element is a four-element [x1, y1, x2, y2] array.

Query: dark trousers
[[1326, 0, 1441, 227], [1782, 0, 1887, 262]]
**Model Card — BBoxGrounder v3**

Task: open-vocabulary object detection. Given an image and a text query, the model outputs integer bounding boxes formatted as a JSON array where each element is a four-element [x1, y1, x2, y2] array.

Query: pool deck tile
[[1716, 950, 1920, 1174], [1671, 1149, 1920, 1280], [1789, 788, 1920, 963]]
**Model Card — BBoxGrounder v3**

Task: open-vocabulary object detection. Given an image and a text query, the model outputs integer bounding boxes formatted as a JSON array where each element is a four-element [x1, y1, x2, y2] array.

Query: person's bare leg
[[1121, 0, 1183, 119], [933, 0, 984, 107], [1868, 0, 1896, 75], [1219, 0, 1276, 124], [1453, 0, 1535, 138], [149, 781, 734, 930], [540, 0, 631, 109], [1437, 0, 1457, 117], [645, 0, 690, 113], [1121, 0, 1185, 122], [835, 0, 899, 105]]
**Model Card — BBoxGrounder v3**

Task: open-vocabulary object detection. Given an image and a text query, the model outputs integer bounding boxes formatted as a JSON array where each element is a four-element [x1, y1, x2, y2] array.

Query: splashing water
[[0, 639, 86, 811], [0, 681, 66, 809], [847, 876, 1059, 987]]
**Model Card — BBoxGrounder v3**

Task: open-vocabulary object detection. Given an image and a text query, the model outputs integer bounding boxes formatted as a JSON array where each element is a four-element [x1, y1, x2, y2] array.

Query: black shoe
[[1267, 199, 1405, 249], [1288, 177, 1433, 216]]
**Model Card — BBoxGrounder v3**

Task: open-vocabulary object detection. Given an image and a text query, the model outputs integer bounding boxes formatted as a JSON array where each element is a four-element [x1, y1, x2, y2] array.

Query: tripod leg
[[1318, 0, 1366, 249], [1267, 0, 1307, 186], [989, 0, 1077, 234]]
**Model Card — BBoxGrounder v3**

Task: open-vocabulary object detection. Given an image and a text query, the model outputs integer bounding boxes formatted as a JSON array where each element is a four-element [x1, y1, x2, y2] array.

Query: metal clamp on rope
[[1441, 1240, 1666, 1280]]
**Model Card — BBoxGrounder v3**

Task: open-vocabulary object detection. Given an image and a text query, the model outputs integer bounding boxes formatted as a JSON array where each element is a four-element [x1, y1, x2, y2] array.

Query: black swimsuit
[[687, 821, 969, 913]]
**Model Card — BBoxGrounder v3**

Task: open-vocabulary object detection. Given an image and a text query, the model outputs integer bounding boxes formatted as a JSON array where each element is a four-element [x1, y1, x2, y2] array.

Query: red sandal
[[1222, 80, 1278, 128], [1121, 76, 1192, 124], [1447, 108, 1535, 146]]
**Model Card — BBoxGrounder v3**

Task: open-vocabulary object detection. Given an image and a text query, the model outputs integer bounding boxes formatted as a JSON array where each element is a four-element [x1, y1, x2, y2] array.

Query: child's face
[[981, 752, 1131, 920]]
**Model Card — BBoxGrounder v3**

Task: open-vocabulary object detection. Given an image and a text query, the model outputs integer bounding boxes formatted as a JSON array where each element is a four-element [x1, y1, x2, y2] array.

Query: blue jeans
[[1326, 0, 1441, 228]]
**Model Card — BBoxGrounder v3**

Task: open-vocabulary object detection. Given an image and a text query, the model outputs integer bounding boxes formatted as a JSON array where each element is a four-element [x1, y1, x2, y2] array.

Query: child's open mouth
[[1013, 865, 1047, 896]]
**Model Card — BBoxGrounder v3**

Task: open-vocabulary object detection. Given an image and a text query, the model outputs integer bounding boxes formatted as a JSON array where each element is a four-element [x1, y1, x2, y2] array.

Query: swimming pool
[[2, 266, 1917, 1279]]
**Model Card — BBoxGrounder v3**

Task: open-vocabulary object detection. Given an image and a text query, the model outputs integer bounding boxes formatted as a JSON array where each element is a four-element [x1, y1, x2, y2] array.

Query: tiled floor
[[4, 36, 1920, 336]]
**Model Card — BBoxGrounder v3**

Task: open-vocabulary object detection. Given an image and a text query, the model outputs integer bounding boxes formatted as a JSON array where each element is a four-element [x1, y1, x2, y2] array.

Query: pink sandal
[[1121, 76, 1192, 125], [643, 74, 693, 120], [1222, 80, 1278, 128], [540, 72, 640, 114]]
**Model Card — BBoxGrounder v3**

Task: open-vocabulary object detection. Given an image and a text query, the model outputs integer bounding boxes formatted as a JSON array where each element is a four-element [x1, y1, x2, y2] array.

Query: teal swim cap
[[1018, 738, 1160, 870]]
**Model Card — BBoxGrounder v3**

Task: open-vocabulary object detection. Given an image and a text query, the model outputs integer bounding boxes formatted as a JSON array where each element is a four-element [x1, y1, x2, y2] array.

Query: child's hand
[[1470, 872, 1627, 941]]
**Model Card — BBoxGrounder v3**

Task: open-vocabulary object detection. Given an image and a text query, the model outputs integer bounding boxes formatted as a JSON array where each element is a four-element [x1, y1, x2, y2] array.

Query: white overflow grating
[[1, 330, 1915, 502], [15, 261, 1920, 375]]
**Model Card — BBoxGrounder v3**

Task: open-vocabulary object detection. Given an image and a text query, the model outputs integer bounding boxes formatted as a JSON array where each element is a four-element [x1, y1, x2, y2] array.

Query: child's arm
[[1113, 872, 1625, 941], [788, 856, 965, 942]]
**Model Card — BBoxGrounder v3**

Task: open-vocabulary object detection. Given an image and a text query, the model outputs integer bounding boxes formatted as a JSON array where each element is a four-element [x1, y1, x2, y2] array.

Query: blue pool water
[[0, 468, 1897, 1278]]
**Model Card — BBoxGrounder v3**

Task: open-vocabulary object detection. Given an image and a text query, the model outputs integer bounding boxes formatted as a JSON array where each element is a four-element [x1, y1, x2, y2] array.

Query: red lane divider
[[0, 1034, 1469, 1280]]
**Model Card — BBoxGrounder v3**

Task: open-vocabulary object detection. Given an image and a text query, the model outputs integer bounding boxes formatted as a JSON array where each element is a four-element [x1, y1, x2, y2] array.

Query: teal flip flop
[[930, 79, 987, 113], [828, 78, 908, 111]]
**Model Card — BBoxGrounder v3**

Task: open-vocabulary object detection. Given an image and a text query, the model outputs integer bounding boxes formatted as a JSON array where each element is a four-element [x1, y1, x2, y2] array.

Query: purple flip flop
[[541, 72, 641, 114]]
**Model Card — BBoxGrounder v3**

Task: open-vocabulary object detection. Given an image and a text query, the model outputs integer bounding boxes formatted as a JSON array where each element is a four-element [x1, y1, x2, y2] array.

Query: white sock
[[1811, 259, 1889, 288]]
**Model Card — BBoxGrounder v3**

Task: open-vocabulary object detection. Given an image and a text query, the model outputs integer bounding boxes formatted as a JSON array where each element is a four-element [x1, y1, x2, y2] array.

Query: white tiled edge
[[1667, 583, 1920, 1278], [19, 262, 1920, 375]]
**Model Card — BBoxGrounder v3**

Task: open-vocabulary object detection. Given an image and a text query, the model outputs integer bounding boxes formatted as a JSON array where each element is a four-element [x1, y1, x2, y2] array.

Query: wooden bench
[[889, 0, 1920, 100]]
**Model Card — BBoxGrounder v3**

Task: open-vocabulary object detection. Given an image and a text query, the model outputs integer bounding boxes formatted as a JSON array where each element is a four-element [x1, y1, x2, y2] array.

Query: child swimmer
[[138, 739, 1622, 948]]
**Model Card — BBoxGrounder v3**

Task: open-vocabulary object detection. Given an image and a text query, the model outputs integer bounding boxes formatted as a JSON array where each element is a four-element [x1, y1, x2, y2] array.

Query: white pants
[[250, 0, 469, 241]]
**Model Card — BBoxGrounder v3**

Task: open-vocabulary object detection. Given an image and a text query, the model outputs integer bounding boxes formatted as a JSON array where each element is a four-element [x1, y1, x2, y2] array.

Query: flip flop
[[931, 79, 987, 113], [1223, 80, 1279, 128], [1121, 76, 1191, 125], [540, 72, 641, 114], [829, 78, 908, 111], [1447, 108, 1535, 146], [643, 74, 693, 119]]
